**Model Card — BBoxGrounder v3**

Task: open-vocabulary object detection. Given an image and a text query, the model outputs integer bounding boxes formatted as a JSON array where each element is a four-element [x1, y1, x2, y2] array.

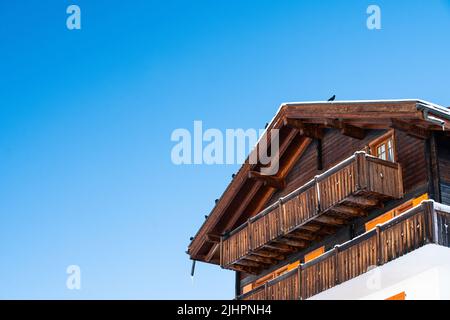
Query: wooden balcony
[[220, 152, 404, 273], [238, 200, 450, 300]]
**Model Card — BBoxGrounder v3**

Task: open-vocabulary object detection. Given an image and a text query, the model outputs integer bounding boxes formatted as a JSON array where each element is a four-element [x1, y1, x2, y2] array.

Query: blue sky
[[0, 0, 449, 299]]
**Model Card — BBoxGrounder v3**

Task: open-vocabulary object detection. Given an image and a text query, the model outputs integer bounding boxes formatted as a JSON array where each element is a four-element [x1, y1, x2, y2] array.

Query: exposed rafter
[[252, 250, 285, 260], [314, 214, 346, 226], [248, 171, 286, 189], [245, 255, 278, 265], [324, 119, 366, 139], [205, 233, 221, 243], [205, 243, 219, 263], [390, 118, 430, 139], [332, 205, 367, 217], [283, 118, 324, 139]]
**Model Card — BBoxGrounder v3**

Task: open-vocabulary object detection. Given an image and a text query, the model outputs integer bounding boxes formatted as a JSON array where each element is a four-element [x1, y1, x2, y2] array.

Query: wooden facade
[[187, 99, 450, 300], [221, 152, 403, 273], [239, 201, 450, 300]]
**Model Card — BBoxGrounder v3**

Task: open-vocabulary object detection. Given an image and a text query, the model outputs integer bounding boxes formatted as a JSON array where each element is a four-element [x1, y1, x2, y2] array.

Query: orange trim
[[242, 284, 253, 294], [365, 194, 428, 232], [286, 260, 300, 272], [365, 210, 394, 232], [249, 260, 300, 290], [386, 291, 406, 300], [412, 193, 429, 207], [304, 246, 325, 263]]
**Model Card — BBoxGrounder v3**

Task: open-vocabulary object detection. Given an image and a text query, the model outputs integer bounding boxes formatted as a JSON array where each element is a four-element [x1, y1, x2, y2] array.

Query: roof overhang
[[188, 99, 450, 265]]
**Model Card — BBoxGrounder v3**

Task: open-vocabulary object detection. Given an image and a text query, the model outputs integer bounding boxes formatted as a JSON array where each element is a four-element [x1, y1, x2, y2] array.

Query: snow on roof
[[255, 98, 450, 152]]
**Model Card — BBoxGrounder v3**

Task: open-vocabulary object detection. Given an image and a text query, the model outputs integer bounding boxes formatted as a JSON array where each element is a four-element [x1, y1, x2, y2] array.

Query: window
[[365, 194, 428, 232], [304, 246, 325, 263], [369, 131, 395, 162]]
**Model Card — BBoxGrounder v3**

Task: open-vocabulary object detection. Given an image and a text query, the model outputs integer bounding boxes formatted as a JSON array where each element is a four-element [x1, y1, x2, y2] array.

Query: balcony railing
[[221, 152, 404, 273], [238, 200, 450, 300]]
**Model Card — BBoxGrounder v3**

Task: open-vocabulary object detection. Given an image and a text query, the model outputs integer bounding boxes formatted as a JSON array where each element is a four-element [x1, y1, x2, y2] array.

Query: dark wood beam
[[332, 205, 367, 217], [277, 136, 312, 178], [426, 133, 442, 202], [390, 119, 430, 139], [205, 233, 221, 243], [231, 264, 260, 274], [346, 196, 380, 208], [237, 259, 265, 268], [205, 243, 219, 262], [283, 118, 324, 139], [276, 238, 308, 248], [282, 102, 421, 120], [221, 181, 262, 234], [252, 250, 285, 260], [316, 225, 338, 235], [296, 224, 322, 232], [221, 129, 300, 233], [315, 215, 346, 226], [324, 119, 366, 139], [248, 171, 286, 189], [317, 138, 323, 170], [288, 231, 319, 241], [264, 243, 296, 253], [245, 254, 278, 265]]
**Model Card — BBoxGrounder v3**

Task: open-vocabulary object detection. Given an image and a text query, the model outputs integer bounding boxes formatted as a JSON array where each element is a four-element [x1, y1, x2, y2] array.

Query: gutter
[[416, 102, 450, 130]]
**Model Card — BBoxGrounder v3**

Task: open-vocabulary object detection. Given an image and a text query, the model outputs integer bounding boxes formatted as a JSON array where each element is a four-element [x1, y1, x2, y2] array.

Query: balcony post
[[355, 151, 367, 191], [220, 235, 223, 267], [315, 176, 321, 213], [376, 225, 383, 265], [334, 245, 340, 285], [423, 201, 437, 244], [396, 162, 404, 198], [264, 282, 269, 300], [247, 219, 253, 252], [279, 199, 286, 235], [298, 264, 303, 300]]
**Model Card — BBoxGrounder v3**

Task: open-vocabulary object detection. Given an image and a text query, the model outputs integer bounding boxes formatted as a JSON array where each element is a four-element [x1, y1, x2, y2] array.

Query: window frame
[[368, 130, 397, 162]]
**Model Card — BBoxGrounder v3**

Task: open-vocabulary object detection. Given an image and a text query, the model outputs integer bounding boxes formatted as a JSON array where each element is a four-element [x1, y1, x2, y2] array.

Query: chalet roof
[[188, 99, 450, 265]]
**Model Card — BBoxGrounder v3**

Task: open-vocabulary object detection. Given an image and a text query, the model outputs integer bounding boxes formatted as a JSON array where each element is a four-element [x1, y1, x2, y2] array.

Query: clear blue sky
[[0, 0, 449, 299]]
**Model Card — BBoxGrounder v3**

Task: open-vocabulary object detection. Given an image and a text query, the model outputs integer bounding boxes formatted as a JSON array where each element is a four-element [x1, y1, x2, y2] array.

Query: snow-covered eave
[[281, 98, 450, 119]]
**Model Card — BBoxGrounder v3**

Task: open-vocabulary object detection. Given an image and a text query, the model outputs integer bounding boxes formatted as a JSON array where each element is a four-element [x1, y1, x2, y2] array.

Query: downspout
[[190, 260, 196, 278]]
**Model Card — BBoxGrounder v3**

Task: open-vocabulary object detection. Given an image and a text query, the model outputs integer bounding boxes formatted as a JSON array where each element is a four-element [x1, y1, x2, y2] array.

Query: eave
[[187, 99, 450, 265]]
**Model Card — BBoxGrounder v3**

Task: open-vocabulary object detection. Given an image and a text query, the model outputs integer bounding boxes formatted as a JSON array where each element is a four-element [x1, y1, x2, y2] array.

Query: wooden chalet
[[187, 99, 450, 300]]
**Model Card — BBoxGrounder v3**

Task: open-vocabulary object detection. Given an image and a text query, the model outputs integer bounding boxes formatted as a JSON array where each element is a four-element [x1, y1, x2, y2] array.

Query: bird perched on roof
[[328, 95, 336, 101]]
